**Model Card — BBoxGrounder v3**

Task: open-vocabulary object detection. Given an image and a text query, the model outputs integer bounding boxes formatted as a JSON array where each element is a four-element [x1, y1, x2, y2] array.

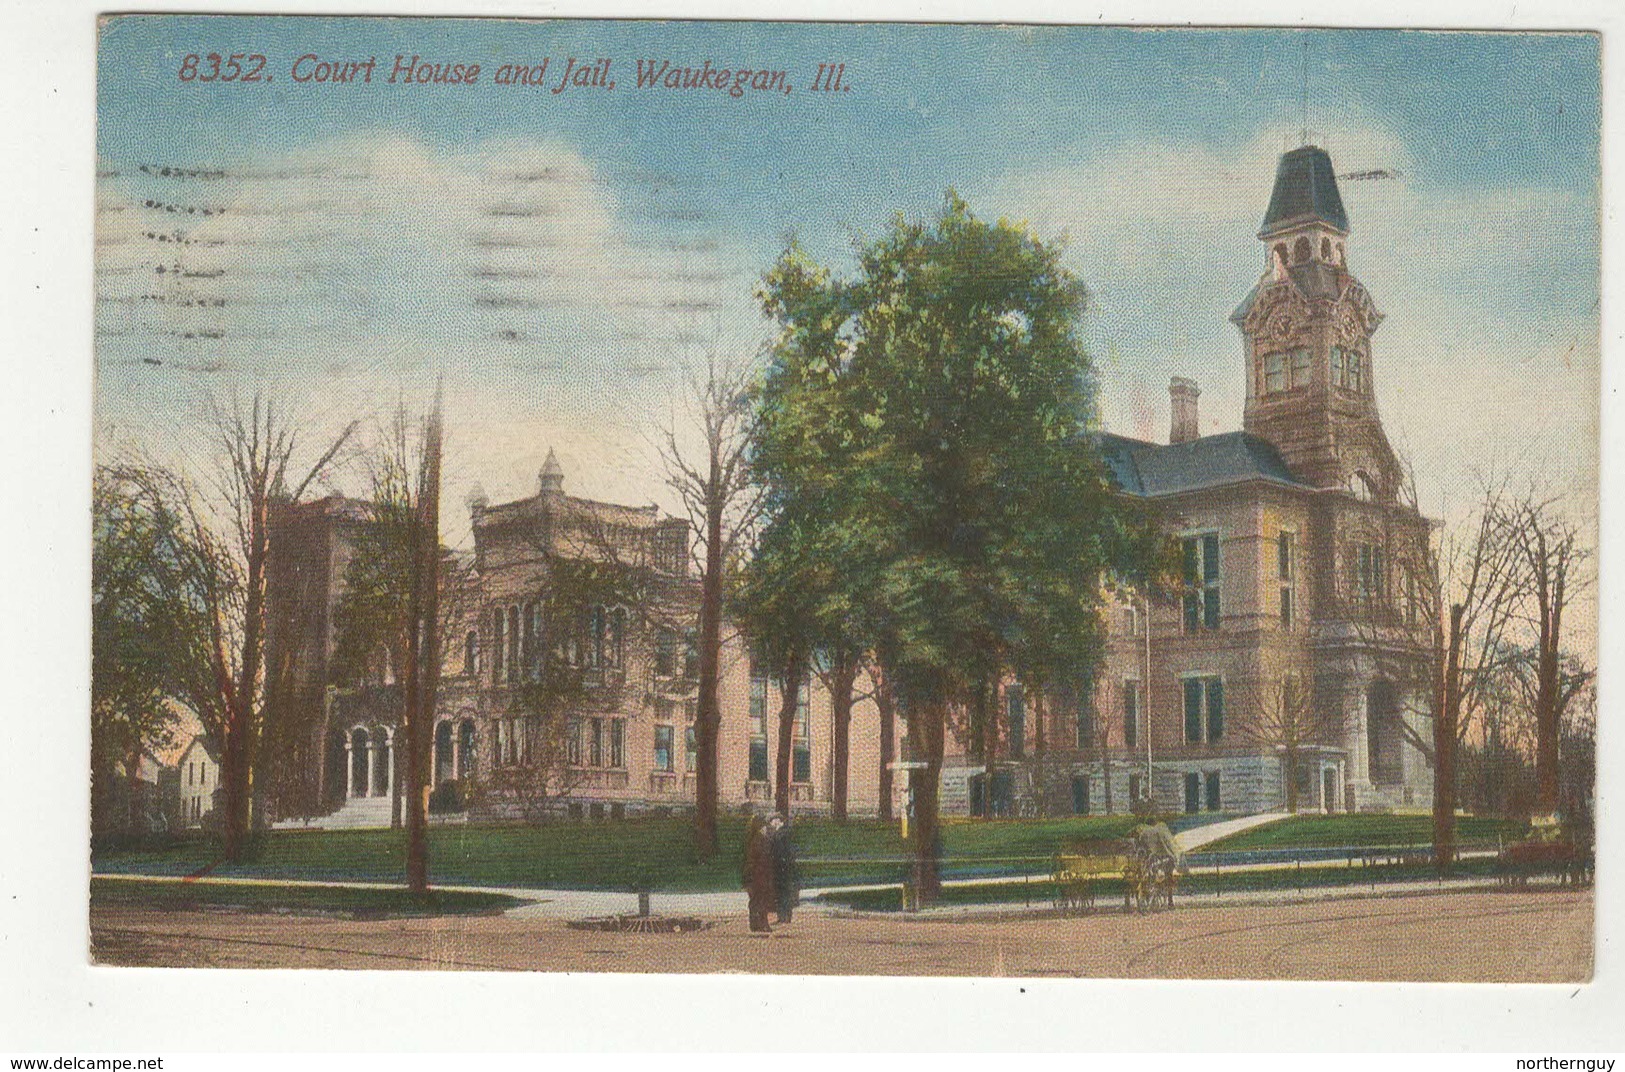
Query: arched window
[[1320, 237, 1331, 260], [1293, 236, 1312, 263], [1350, 470, 1377, 502], [463, 631, 478, 677]]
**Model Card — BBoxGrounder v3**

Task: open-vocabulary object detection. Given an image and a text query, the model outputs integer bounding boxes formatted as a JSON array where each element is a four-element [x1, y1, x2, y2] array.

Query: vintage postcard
[[89, 15, 1599, 981]]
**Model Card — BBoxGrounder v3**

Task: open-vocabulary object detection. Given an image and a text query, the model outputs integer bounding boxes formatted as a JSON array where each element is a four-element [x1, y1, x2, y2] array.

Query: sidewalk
[[1173, 811, 1292, 852]]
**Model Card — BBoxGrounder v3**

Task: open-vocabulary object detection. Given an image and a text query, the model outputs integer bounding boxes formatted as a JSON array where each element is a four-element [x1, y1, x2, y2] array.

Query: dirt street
[[90, 887, 1592, 981]]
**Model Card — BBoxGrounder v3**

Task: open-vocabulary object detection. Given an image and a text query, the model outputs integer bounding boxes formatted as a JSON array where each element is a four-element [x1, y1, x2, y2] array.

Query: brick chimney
[[1169, 377, 1201, 444]]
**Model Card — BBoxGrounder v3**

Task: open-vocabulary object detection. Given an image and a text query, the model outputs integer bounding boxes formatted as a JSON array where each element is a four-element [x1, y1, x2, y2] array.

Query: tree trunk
[[221, 495, 270, 861], [1534, 632, 1562, 816], [1284, 743, 1298, 814], [978, 678, 996, 818], [693, 476, 725, 860], [405, 404, 443, 896], [907, 688, 946, 903], [1099, 732, 1113, 815], [828, 657, 858, 823], [1434, 604, 1464, 877], [876, 671, 895, 823], [773, 659, 804, 818]]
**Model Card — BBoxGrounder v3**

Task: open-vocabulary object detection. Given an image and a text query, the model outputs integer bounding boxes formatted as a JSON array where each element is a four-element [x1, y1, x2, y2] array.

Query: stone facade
[[262, 454, 892, 824]]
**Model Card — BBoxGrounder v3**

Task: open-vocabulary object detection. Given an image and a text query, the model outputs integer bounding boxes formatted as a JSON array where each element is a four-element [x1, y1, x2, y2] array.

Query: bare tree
[[327, 400, 445, 892], [1501, 496, 1592, 815], [166, 396, 355, 861], [1387, 470, 1524, 873], [658, 354, 762, 859], [1232, 674, 1353, 813]]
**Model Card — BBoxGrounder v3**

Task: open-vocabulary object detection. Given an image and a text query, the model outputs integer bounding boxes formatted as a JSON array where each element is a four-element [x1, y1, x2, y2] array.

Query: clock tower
[[1231, 144, 1397, 496]]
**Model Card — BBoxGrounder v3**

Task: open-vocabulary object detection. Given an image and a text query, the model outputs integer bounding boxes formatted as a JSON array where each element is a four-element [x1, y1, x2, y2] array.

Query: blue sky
[[95, 17, 1600, 545]]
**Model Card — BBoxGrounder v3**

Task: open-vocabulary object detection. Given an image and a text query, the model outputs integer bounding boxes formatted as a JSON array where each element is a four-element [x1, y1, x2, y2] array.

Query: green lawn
[[90, 876, 527, 918], [1203, 814, 1525, 853], [93, 814, 1144, 893]]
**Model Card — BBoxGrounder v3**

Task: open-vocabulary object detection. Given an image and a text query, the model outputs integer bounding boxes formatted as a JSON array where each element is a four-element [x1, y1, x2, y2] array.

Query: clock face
[[1250, 285, 1308, 349]]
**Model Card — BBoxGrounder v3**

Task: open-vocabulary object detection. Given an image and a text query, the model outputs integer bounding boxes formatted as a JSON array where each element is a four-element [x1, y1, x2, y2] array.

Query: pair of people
[[742, 813, 799, 933]]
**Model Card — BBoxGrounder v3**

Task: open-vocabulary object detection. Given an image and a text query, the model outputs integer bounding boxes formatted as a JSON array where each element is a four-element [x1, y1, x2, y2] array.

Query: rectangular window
[[792, 679, 812, 783], [655, 629, 678, 677], [1289, 347, 1311, 387], [1184, 772, 1201, 814], [1123, 679, 1139, 750], [1205, 771, 1222, 812], [1006, 684, 1025, 760], [1121, 606, 1138, 635], [654, 725, 674, 773], [589, 717, 604, 768], [1182, 534, 1220, 632], [1183, 676, 1224, 744], [1071, 775, 1090, 816], [1332, 346, 1348, 387], [521, 603, 534, 680], [685, 725, 697, 772], [1075, 680, 1094, 750], [1264, 351, 1285, 393], [1355, 544, 1386, 601], [565, 717, 581, 767], [492, 608, 505, 683], [609, 719, 625, 769], [507, 606, 520, 679], [748, 667, 769, 782], [1128, 773, 1143, 805], [1279, 530, 1296, 629]]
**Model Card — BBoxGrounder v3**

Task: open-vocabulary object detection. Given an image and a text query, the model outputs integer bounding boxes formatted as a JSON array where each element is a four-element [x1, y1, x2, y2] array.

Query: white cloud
[[95, 132, 773, 540], [980, 119, 1599, 526]]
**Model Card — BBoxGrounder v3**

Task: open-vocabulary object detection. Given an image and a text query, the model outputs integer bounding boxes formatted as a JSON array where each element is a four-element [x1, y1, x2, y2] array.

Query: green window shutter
[[1207, 678, 1224, 742], [1123, 682, 1138, 749], [1182, 537, 1199, 585], [1184, 678, 1203, 744], [1202, 534, 1220, 582]]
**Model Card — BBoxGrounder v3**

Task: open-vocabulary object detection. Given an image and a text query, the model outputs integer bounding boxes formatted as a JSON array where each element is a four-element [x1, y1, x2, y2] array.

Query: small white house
[[175, 736, 221, 828]]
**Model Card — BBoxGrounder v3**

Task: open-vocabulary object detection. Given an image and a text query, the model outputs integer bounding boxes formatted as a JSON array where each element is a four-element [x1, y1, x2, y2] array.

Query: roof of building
[[1096, 430, 1309, 497], [477, 491, 668, 530], [1261, 145, 1349, 235]]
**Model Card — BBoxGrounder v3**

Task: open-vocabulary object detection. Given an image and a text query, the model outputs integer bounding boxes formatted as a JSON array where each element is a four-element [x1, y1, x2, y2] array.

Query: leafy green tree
[[91, 465, 201, 840], [755, 194, 1160, 901]]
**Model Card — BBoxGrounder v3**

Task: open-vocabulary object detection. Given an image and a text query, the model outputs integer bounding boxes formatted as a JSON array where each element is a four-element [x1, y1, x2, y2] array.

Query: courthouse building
[[940, 144, 1435, 818], [259, 143, 1434, 827]]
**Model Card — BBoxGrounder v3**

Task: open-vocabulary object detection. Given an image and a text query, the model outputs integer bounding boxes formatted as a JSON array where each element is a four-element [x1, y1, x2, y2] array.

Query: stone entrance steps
[[272, 795, 394, 831]]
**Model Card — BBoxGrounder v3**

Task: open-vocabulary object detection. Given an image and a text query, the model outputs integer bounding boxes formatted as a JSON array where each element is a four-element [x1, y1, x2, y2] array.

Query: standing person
[[770, 815, 799, 924], [741, 814, 775, 933]]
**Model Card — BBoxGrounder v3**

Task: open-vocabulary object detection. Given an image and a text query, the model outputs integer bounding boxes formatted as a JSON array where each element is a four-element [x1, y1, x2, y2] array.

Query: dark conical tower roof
[[1260, 145, 1348, 236]]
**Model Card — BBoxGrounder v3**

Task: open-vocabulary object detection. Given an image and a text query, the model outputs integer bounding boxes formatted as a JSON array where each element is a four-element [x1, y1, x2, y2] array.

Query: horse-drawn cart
[[1052, 839, 1131, 914], [1052, 824, 1186, 914]]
